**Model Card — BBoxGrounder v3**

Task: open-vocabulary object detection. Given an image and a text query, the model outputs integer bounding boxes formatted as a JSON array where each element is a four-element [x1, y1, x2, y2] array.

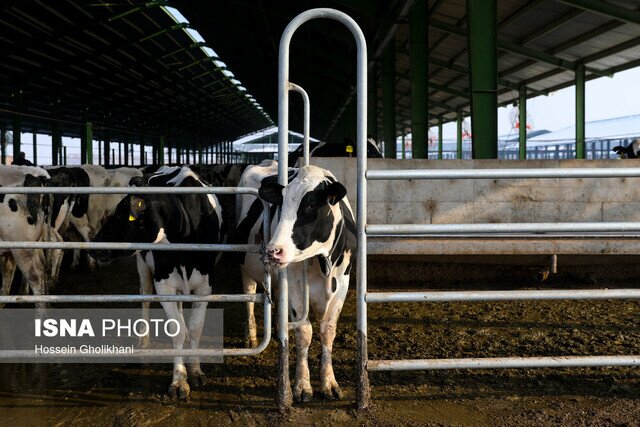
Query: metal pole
[[456, 110, 463, 159], [85, 122, 93, 164], [167, 139, 172, 164], [32, 129, 37, 165], [410, 0, 428, 159], [98, 139, 102, 165], [438, 116, 443, 160], [139, 138, 144, 166], [367, 167, 640, 180], [52, 123, 61, 166], [278, 7, 367, 410], [0, 122, 5, 164], [103, 131, 110, 166], [576, 63, 586, 159], [124, 138, 129, 166], [63, 146, 67, 165], [467, 0, 498, 159], [118, 141, 122, 165], [382, 39, 396, 158], [518, 86, 527, 159], [401, 132, 406, 159], [159, 135, 165, 165], [289, 83, 310, 166]]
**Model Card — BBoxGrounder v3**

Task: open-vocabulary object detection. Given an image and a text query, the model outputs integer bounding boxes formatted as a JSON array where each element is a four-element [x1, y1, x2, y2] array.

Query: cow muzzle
[[264, 243, 288, 268]]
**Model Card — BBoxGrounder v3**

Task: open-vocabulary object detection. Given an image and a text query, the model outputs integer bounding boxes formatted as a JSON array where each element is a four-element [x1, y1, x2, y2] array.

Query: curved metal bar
[[288, 82, 311, 166], [278, 7, 368, 410]]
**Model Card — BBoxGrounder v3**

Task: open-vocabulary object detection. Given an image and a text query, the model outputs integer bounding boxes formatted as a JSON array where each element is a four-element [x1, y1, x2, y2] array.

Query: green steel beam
[[1, 122, 6, 165], [103, 131, 111, 167], [32, 129, 37, 166], [410, 0, 428, 159], [519, 86, 526, 160], [557, 0, 640, 25], [84, 122, 93, 164], [438, 116, 443, 160], [456, 110, 463, 160], [52, 123, 61, 166], [382, 41, 396, 158], [12, 89, 22, 158], [467, 0, 497, 159], [576, 64, 585, 159], [158, 135, 165, 165]]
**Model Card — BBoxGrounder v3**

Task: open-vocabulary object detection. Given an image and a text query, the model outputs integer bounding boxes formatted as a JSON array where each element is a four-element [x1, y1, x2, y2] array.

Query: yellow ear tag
[[345, 145, 354, 153], [129, 215, 136, 221], [137, 201, 142, 207]]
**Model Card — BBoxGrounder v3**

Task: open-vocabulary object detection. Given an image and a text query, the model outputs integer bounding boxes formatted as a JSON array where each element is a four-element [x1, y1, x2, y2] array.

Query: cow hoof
[[189, 370, 207, 387], [168, 380, 190, 400], [321, 384, 343, 400], [244, 336, 258, 348], [294, 388, 313, 403]]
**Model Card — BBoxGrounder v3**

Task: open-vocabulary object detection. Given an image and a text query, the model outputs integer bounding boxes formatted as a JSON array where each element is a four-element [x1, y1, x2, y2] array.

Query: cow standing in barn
[[91, 166, 222, 399], [235, 160, 355, 402]]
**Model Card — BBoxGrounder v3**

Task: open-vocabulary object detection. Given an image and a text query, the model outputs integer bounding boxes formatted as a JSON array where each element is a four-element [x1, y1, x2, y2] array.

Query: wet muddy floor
[[1, 256, 640, 426]]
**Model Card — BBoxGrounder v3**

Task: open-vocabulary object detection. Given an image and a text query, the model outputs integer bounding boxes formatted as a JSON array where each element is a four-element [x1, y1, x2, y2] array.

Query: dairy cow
[[234, 160, 355, 402], [613, 139, 640, 159], [91, 166, 222, 399], [0, 166, 66, 306]]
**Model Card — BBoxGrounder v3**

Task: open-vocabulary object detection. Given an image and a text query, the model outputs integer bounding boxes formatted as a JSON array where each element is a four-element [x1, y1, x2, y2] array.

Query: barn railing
[[0, 185, 274, 358]]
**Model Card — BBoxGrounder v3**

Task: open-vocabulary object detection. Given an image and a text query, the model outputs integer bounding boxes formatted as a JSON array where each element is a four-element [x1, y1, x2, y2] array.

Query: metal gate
[[0, 185, 274, 361], [277, 8, 640, 411]]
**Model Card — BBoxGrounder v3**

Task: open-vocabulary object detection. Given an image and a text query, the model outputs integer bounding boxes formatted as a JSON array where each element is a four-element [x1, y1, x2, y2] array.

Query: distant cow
[[612, 139, 640, 158], [234, 160, 355, 402], [91, 166, 223, 399], [0, 166, 67, 307]]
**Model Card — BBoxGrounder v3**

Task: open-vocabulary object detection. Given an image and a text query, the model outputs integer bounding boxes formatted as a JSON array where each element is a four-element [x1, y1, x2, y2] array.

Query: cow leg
[[0, 254, 16, 308], [318, 275, 349, 400], [156, 280, 190, 399], [293, 320, 313, 403], [136, 254, 153, 348], [186, 274, 211, 387], [12, 249, 47, 314], [240, 267, 258, 347]]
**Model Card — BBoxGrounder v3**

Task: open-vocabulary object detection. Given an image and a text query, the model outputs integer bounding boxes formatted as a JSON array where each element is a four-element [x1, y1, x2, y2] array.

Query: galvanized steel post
[[289, 83, 310, 166], [409, 0, 428, 159], [519, 86, 527, 159], [456, 110, 463, 159], [576, 63, 586, 159], [438, 116, 443, 159], [467, 0, 498, 159], [279, 7, 368, 410]]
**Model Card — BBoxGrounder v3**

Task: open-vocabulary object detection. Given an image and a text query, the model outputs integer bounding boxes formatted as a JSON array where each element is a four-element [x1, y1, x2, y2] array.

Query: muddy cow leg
[[0, 254, 17, 308], [186, 273, 211, 387], [240, 267, 258, 348]]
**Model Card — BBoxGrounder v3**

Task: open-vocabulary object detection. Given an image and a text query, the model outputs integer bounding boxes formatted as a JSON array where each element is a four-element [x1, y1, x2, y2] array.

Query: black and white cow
[[91, 166, 223, 399], [46, 165, 142, 269], [0, 165, 66, 306], [234, 160, 355, 402], [613, 139, 640, 159]]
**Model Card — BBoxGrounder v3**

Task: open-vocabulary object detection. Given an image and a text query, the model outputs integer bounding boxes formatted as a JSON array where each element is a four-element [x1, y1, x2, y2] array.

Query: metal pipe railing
[[368, 356, 640, 372], [367, 167, 640, 180], [367, 222, 640, 235], [366, 289, 640, 303]]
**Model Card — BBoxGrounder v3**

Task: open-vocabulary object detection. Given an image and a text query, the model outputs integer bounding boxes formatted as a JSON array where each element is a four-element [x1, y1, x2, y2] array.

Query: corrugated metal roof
[[527, 113, 640, 145]]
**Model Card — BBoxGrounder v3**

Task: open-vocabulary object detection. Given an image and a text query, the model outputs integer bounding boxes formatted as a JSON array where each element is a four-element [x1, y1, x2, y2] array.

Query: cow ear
[[325, 182, 347, 205], [129, 196, 146, 221], [259, 182, 284, 205]]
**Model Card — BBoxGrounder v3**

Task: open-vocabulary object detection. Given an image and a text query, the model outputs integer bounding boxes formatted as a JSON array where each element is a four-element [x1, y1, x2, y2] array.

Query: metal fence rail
[[0, 184, 274, 359]]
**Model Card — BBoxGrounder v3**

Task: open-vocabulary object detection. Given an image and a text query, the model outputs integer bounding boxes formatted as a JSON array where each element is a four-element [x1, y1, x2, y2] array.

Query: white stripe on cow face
[[268, 166, 342, 266]]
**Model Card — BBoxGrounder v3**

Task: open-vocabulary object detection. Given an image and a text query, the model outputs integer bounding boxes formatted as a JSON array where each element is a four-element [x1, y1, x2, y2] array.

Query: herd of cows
[[0, 155, 356, 402]]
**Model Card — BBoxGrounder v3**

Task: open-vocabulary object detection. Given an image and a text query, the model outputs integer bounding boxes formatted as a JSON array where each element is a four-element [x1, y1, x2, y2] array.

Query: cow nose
[[266, 244, 285, 263]]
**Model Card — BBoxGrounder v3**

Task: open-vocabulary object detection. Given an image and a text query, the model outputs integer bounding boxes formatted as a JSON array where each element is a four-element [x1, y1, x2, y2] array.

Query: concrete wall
[[311, 158, 640, 225]]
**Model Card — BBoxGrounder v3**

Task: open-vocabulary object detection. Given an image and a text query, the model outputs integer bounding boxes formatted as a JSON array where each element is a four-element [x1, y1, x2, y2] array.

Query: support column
[[467, 0, 498, 159], [1, 123, 6, 164], [124, 138, 129, 166], [103, 131, 110, 167], [167, 138, 172, 164], [519, 86, 527, 160], [368, 61, 378, 141], [139, 138, 145, 166], [438, 116, 443, 160], [410, 0, 428, 159], [158, 135, 165, 165], [382, 41, 396, 158], [82, 122, 93, 164], [63, 146, 67, 165], [575, 64, 585, 159], [12, 89, 22, 159], [98, 140, 102, 165], [456, 110, 463, 160], [401, 132, 406, 159], [32, 129, 38, 165], [118, 141, 122, 165], [52, 123, 62, 166]]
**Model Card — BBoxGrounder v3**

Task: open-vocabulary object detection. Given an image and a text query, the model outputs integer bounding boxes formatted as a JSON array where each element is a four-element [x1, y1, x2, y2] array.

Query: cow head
[[258, 166, 347, 268], [89, 195, 157, 262]]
